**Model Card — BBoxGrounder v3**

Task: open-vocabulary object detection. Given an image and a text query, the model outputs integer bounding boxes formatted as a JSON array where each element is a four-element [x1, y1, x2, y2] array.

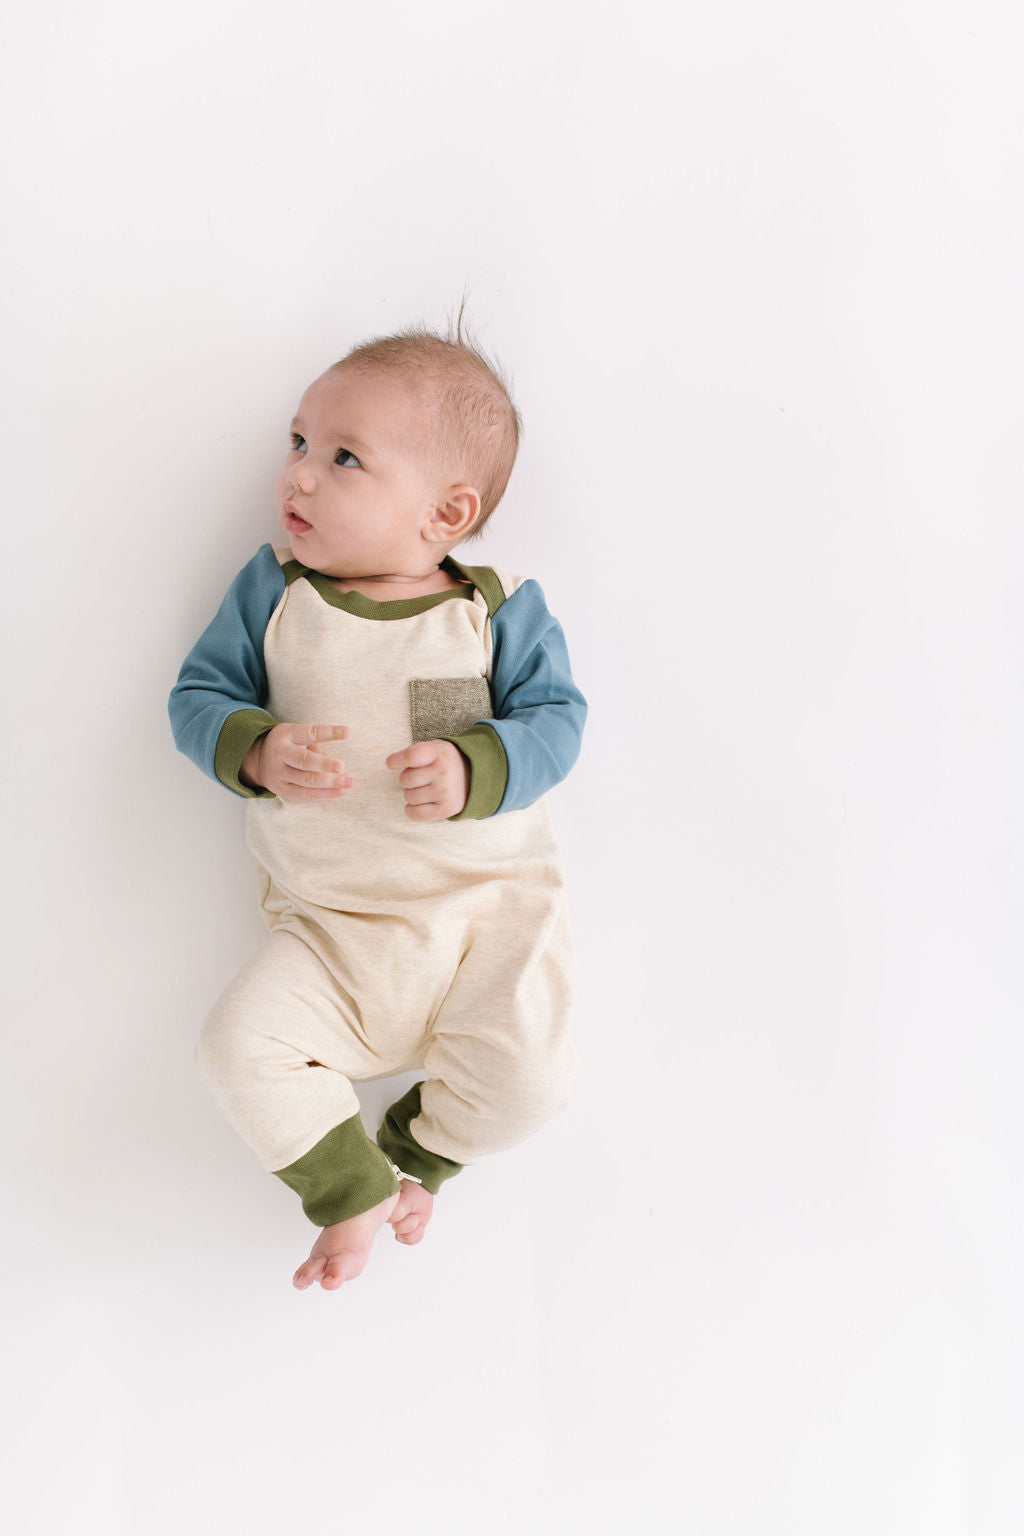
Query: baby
[[169, 323, 586, 1291]]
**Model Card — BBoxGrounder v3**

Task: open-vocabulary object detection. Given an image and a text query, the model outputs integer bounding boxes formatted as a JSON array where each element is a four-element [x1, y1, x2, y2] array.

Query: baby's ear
[[429, 485, 480, 541]]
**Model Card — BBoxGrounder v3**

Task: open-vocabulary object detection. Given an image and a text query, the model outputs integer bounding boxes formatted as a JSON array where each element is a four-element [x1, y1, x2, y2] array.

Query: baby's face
[[276, 368, 449, 577]]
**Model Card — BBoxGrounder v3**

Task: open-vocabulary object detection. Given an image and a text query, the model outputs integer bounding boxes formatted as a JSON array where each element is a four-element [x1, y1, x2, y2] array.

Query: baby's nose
[[290, 463, 316, 492]]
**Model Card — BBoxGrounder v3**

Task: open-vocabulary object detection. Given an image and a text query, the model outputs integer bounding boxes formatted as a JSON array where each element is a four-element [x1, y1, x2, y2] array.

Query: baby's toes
[[321, 1250, 365, 1289], [293, 1256, 326, 1290]]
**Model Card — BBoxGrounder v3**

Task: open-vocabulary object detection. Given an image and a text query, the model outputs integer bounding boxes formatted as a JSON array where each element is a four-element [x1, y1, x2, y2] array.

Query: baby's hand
[[385, 740, 469, 821], [241, 722, 353, 800]]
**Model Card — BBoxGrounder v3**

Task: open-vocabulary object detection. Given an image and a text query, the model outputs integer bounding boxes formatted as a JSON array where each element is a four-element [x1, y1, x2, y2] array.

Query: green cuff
[[377, 1083, 463, 1195], [441, 722, 508, 820], [273, 1112, 401, 1226], [215, 709, 279, 798]]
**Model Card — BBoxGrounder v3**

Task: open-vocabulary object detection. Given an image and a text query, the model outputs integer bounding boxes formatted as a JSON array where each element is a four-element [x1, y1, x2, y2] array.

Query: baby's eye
[[288, 434, 359, 468]]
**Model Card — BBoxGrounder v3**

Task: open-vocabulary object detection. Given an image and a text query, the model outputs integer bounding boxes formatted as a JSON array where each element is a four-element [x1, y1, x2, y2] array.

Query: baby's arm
[[443, 578, 587, 820], [168, 544, 284, 797], [385, 578, 586, 822], [170, 547, 356, 802]]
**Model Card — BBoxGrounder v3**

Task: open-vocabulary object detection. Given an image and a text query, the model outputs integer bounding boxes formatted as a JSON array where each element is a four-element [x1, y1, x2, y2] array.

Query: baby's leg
[[196, 926, 403, 1286], [378, 888, 579, 1197]]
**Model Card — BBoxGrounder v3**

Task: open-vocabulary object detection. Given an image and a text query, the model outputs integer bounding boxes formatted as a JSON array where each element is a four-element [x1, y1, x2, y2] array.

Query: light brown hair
[[330, 300, 522, 541]]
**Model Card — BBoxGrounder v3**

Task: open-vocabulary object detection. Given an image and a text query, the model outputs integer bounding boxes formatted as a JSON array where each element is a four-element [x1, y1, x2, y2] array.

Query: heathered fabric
[[186, 549, 582, 1223]]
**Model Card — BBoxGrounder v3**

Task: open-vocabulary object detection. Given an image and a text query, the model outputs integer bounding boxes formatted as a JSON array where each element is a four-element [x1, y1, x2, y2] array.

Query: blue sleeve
[[487, 579, 587, 813], [168, 544, 286, 796]]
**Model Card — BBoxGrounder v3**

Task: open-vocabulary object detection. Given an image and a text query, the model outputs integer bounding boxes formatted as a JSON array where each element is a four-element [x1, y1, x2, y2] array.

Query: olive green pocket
[[409, 676, 494, 741]]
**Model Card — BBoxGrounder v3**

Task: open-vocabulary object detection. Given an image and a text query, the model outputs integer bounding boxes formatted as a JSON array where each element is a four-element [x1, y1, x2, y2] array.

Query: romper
[[169, 545, 587, 1225]]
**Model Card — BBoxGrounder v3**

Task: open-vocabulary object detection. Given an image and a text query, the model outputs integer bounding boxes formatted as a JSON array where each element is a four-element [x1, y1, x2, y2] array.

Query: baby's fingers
[[277, 738, 353, 796], [404, 802, 444, 821], [280, 782, 352, 801], [398, 766, 435, 789], [402, 784, 440, 805], [282, 739, 348, 779], [300, 722, 350, 746], [284, 773, 354, 795]]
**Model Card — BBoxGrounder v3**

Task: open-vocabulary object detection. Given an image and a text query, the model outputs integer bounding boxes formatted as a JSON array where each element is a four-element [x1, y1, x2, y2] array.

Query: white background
[[2, 2, 1021, 1532]]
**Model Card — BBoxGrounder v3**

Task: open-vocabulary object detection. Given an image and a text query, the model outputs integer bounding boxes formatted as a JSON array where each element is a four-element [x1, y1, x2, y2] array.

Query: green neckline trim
[[447, 558, 507, 617], [280, 555, 507, 620]]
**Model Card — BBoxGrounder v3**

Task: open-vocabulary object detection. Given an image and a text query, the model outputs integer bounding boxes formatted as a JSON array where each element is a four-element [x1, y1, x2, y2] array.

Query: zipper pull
[[385, 1157, 422, 1187]]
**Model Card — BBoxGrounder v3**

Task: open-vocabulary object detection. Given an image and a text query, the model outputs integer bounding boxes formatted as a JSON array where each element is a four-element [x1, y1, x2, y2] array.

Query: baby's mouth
[[284, 502, 313, 532]]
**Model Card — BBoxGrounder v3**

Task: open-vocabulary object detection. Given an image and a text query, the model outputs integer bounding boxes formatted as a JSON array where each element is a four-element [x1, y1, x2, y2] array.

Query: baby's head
[[277, 321, 521, 579]]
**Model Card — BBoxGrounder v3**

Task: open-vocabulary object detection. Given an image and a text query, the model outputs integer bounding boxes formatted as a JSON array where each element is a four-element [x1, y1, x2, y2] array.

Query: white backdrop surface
[[2, 2, 1021, 1532]]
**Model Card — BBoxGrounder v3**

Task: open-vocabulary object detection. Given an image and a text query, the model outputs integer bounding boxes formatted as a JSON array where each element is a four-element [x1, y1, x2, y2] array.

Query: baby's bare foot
[[293, 1192, 400, 1291], [389, 1178, 434, 1245]]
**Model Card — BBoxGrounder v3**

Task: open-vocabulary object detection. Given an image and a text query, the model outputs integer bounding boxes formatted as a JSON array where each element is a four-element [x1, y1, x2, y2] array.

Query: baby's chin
[[281, 520, 323, 566]]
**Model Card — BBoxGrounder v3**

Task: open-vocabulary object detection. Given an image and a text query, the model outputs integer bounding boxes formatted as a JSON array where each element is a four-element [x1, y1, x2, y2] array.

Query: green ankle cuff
[[377, 1083, 463, 1196], [274, 1112, 400, 1226]]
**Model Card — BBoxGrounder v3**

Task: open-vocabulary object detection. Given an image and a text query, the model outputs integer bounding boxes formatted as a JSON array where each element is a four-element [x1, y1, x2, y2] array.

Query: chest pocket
[[409, 676, 494, 741]]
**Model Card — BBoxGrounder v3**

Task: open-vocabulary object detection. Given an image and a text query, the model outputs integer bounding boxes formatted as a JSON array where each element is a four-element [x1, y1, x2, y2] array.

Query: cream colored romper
[[197, 551, 579, 1197]]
